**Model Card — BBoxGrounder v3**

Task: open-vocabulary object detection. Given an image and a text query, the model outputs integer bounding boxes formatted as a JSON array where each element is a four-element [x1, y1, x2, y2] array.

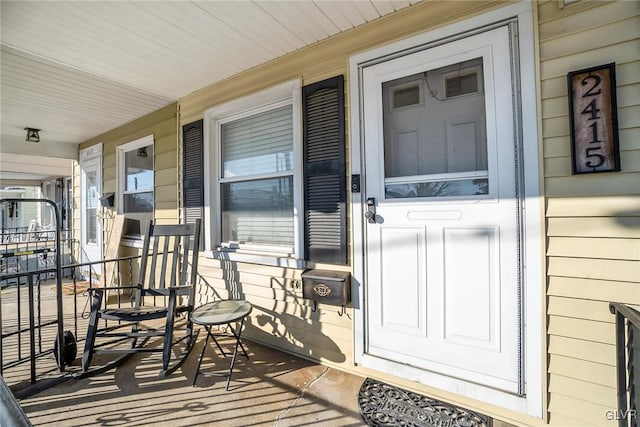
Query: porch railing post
[[611, 303, 636, 427], [27, 273, 36, 384]]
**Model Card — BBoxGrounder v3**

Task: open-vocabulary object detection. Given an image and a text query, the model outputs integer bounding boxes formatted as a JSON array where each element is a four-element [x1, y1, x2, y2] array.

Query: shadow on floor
[[16, 336, 366, 427]]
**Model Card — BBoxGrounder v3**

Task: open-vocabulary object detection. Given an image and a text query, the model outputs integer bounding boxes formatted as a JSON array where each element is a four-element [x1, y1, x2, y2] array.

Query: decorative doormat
[[358, 378, 492, 427], [53, 281, 90, 295]]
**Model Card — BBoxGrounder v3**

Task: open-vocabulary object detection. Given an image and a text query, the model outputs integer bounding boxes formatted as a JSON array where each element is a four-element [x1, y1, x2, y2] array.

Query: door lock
[[365, 197, 376, 224]]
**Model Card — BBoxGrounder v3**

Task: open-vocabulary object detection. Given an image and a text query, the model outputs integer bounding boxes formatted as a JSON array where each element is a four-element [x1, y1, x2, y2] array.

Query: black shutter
[[303, 76, 347, 265], [182, 119, 204, 250]]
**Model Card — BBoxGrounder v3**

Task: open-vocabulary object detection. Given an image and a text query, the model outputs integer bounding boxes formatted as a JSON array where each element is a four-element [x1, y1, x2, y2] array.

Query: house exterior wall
[[178, 0, 510, 388], [539, 1, 640, 426], [179, 0, 507, 366], [0, 186, 40, 229], [75, 103, 178, 257], [67, 0, 640, 425]]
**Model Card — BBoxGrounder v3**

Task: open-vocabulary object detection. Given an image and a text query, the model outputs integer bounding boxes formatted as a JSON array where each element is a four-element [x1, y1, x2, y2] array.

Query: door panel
[[379, 227, 426, 331], [443, 227, 498, 350], [362, 26, 522, 392], [446, 120, 481, 172]]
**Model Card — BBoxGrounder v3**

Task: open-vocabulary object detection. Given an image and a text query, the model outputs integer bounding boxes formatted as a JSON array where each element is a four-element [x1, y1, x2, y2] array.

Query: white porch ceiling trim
[[0, 153, 73, 182]]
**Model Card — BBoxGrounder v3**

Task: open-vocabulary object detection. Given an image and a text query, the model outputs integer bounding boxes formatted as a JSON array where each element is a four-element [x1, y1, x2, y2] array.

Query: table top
[[190, 300, 252, 325]]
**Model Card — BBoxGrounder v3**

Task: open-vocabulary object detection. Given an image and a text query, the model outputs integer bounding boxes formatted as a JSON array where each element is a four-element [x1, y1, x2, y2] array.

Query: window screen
[[221, 105, 293, 178], [123, 145, 153, 213], [220, 104, 294, 247]]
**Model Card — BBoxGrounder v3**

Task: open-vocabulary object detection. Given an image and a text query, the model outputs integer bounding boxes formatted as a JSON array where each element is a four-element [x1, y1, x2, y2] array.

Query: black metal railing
[[0, 198, 143, 397], [1, 235, 77, 285], [60, 254, 142, 338], [1, 253, 141, 396], [1, 227, 28, 243], [0, 198, 65, 391], [610, 302, 639, 427]]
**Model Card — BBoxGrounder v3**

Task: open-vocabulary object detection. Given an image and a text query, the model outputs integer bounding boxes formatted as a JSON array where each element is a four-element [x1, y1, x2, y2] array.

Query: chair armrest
[[143, 285, 193, 297], [166, 285, 193, 293], [171, 287, 193, 297]]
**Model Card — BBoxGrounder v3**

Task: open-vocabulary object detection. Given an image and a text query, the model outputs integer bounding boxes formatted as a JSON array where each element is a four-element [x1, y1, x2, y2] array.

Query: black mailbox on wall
[[99, 192, 115, 208], [302, 269, 351, 307]]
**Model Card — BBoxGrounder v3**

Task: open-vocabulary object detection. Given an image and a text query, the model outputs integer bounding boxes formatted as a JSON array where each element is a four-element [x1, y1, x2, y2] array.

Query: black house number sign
[[568, 63, 620, 174]]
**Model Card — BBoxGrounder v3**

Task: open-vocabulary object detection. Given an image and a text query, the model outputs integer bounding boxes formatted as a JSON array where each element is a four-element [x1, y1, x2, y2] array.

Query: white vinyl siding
[[540, 1, 640, 425], [76, 104, 177, 265]]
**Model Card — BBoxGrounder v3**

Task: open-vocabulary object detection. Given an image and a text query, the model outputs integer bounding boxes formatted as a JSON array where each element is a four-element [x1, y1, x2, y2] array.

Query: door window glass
[[85, 170, 97, 244], [382, 57, 488, 199]]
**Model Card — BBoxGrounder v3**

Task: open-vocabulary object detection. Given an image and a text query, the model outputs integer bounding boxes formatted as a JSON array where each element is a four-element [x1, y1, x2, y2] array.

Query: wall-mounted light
[[24, 127, 41, 142], [136, 147, 147, 158]]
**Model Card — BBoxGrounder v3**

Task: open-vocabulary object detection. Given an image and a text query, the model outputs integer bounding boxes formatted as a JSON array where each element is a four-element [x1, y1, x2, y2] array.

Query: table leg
[[192, 325, 211, 387], [209, 328, 227, 356], [192, 317, 250, 390], [224, 317, 247, 391], [226, 322, 249, 359]]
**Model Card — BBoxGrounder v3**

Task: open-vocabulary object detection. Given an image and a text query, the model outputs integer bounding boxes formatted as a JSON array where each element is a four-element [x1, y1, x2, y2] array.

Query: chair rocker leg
[[185, 319, 194, 347], [75, 350, 140, 380], [81, 289, 105, 372], [81, 309, 99, 372], [131, 323, 140, 349], [77, 319, 151, 379], [160, 307, 176, 377], [158, 328, 199, 379]]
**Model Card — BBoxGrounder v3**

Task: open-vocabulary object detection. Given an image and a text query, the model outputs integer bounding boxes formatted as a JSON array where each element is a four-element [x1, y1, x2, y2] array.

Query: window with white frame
[[117, 135, 154, 237], [206, 80, 302, 257]]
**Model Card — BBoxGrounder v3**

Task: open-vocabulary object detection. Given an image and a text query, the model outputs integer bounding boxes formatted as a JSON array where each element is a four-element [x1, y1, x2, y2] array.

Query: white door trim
[[348, 2, 542, 417], [79, 143, 103, 272]]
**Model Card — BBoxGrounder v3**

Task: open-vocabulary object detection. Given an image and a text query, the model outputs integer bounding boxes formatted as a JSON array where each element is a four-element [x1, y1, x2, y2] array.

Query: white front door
[[362, 26, 523, 393], [80, 145, 103, 278]]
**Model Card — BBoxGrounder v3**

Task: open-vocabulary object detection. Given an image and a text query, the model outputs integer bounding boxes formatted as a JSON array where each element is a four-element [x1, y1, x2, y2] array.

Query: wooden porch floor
[[2, 280, 365, 426], [15, 339, 365, 426]]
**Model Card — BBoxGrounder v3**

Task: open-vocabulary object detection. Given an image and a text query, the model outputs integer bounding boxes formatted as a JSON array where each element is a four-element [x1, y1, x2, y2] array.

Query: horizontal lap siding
[[539, 1, 640, 425], [539, 1, 640, 198], [194, 255, 354, 366], [546, 196, 640, 426], [76, 103, 178, 244]]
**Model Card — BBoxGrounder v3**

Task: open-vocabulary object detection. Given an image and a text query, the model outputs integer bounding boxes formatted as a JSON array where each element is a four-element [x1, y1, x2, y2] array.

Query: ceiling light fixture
[[136, 147, 148, 158], [24, 127, 41, 143]]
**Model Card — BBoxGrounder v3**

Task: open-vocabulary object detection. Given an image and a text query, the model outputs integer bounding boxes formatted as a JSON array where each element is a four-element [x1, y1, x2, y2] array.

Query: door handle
[[365, 197, 376, 224]]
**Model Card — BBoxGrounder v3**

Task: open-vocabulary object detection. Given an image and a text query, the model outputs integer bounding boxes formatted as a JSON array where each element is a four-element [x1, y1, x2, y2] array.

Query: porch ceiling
[[0, 0, 421, 178]]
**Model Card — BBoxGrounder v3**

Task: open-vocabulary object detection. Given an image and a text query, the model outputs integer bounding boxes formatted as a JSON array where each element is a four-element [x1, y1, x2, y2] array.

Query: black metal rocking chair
[[80, 219, 201, 378]]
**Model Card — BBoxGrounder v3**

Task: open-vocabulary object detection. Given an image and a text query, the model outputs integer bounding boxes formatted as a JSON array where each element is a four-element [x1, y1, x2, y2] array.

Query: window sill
[[120, 236, 145, 249], [205, 248, 305, 269]]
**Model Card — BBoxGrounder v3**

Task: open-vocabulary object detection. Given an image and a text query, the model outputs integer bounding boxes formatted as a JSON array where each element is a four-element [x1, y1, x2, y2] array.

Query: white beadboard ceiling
[[0, 0, 421, 181]]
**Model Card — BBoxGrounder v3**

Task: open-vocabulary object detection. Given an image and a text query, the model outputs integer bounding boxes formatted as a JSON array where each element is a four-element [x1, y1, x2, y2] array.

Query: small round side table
[[190, 299, 252, 390]]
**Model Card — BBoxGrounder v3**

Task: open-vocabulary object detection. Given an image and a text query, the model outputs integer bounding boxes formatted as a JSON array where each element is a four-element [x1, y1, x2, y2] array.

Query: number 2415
[[580, 74, 604, 168]]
